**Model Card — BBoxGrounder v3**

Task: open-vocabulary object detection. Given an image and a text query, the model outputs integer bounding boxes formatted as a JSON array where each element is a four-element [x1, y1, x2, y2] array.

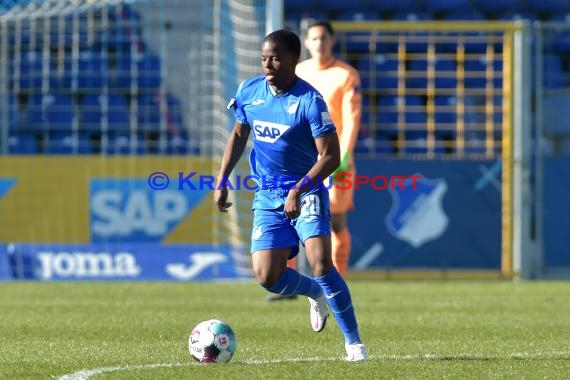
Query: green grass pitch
[[1, 280, 569, 379]]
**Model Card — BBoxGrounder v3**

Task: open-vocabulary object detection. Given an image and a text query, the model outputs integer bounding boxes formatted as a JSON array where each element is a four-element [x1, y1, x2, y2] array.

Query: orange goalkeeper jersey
[[296, 58, 362, 154]]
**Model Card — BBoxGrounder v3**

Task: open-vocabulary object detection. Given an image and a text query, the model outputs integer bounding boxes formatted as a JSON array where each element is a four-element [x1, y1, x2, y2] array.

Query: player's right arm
[[215, 121, 250, 212]]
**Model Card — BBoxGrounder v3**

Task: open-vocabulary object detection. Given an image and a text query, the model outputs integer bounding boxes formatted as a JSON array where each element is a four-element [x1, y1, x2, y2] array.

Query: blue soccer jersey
[[228, 75, 336, 190]]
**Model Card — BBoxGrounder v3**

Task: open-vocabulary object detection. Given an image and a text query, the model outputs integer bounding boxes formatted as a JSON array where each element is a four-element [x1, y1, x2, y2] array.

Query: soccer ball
[[188, 319, 237, 364]]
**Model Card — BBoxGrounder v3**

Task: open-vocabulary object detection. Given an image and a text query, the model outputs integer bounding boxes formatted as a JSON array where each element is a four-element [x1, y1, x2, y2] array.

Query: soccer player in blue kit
[[214, 29, 367, 361]]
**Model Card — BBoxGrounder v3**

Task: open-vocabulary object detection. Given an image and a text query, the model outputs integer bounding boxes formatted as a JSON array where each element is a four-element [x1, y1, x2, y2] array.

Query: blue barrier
[[543, 157, 570, 267], [349, 159, 502, 269], [0, 243, 246, 281]]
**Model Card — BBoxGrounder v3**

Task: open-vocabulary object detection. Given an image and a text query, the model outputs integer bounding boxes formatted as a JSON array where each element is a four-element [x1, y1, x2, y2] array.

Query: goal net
[[0, 0, 266, 279]]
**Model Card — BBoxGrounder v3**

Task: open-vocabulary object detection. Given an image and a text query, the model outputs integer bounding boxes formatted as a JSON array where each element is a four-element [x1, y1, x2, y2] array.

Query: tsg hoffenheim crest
[[385, 176, 449, 248], [286, 99, 299, 114]]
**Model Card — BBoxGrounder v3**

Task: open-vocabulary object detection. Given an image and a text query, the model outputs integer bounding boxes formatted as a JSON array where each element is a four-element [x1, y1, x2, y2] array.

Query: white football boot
[[345, 343, 368, 362], [308, 294, 329, 332]]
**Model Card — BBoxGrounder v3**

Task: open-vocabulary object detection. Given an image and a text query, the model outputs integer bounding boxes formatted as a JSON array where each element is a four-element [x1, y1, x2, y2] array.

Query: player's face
[[305, 25, 334, 62], [261, 40, 298, 89]]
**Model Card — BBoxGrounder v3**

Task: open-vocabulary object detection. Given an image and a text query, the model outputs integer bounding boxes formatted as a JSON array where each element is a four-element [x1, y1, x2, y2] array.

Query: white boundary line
[[57, 352, 570, 380]]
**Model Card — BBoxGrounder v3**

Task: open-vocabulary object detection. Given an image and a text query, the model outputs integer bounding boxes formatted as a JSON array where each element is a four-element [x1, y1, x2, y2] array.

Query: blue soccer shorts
[[250, 188, 331, 258]]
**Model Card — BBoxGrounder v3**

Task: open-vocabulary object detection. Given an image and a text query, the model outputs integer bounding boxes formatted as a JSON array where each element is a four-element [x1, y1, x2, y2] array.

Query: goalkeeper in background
[[269, 20, 361, 302]]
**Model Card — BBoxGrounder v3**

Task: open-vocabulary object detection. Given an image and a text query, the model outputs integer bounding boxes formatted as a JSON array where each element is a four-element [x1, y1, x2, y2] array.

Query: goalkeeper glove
[[332, 152, 351, 183]]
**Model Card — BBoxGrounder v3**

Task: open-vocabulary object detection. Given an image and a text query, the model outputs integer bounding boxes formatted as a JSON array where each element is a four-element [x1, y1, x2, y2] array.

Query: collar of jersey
[[267, 77, 298, 97]]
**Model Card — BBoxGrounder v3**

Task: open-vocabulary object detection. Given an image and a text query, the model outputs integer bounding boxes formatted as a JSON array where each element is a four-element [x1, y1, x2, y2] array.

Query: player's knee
[[253, 266, 280, 288], [331, 213, 346, 233], [311, 258, 334, 277]]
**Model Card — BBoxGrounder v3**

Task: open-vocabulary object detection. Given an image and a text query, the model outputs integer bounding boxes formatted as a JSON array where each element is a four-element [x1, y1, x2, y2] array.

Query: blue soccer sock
[[263, 268, 323, 299], [315, 267, 361, 345]]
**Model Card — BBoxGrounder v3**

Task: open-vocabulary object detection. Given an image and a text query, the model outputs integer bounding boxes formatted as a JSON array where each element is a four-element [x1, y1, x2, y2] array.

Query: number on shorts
[[301, 194, 320, 221]]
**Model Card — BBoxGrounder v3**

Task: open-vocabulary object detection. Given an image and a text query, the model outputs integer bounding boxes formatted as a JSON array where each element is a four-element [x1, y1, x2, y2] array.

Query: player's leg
[[251, 248, 319, 297], [251, 208, 323, 301], [299, 190, 367, 361], [266, 252, 299, 301], [305, 236, 367, 360], [331, 212, 351, 277], [329, 172, 355, 278]]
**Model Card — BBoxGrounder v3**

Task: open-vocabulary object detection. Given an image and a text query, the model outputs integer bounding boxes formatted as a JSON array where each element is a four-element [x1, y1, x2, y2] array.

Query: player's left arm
[[338, 69, 362, 169], [298, 131, 341, 192], [285, 132, 340, 219]]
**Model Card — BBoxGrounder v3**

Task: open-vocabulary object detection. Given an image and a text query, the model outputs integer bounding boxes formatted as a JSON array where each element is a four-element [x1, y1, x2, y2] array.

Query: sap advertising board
[[89, 178, 209, 242]]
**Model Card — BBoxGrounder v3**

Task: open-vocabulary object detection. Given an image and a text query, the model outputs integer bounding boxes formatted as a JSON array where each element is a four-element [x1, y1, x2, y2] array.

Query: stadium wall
[[347, 159, 502, 272]]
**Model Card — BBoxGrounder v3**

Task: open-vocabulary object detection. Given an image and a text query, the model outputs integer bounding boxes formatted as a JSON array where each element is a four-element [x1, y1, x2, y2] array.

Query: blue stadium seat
[[337, 11, 380, 21], [91, 5, 144, 54], [471, 0, 525, 13], [314, 0, 365, 11], [548, 14, 570, 53], [79, 94, 130, 133], [464, 56, 503, 89], [369, 0, 417, 12], [434, 95, 458, 126], [105, 5, 143, 53], [285, 11, 329, 26], [440, 12, 488, 54], [162, 129, 200, 155], [425, 0, 471, 12], [375, 132, 397, 154], [404, 131, 449, 154], [442, 11, 486, 21], [344, 32, 386, 55], [401, 135, 430, 154], [408, 58, 457, 89], [543, 54, 565, 88], [528, 0, 570, 12], [391, 11, 433, 21], [355, 97, 397, 154], [27, 94, 75, 132], [354, 128, 372, 155], [137, 93, 185, 133], [76, 50, 109, 92], [464, 95, 487, 126], [377, 95, 426, 133], [165, 132, 188, 155], [10, 50, 57, 91], [493, 95, 503, 124], [7, 20, 31, 46], [47, 14, 89, 47], [337, 12, 384, 53], [463, 131, 490, 155], [64, 12, 90, 48], [114, 53, 161, 93], [389, 13, 434, 53], [360, 95, 370, 127], [45, 131, 93, 155], [284, 0, 317, 11], [8, 133, 37, 154], [496, 11, 539, 22], [357, 54, 400, 92], [1, 95, 20, 131], [105, 131, 147, 155]]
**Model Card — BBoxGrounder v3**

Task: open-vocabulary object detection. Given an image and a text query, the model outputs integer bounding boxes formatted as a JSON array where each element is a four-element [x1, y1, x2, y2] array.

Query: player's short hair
[[264, 29, 301, 59], [305, 20, 335, 37]]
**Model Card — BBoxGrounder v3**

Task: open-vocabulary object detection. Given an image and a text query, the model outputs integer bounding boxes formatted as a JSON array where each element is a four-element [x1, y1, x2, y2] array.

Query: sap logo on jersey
[[253, 120, 290, 143], [37, 251, 141, 280], [90, 179, 208, 242]]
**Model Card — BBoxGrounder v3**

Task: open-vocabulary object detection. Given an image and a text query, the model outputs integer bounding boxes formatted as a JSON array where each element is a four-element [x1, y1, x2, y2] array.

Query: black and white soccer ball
[[188, 319, 237, 364]]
